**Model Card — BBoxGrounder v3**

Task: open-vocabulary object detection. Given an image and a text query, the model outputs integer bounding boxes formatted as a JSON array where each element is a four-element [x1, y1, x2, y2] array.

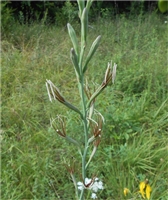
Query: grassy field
[[1, 12, 168, 200]]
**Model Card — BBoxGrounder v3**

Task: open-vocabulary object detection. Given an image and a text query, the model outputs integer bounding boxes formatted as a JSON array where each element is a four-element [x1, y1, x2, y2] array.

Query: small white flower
[[95, 177, 99, 181], [165, 21, 167, 24], [77, 177, 104, 196], [77, 178, 92, 191], [91, 192, 97, 199], [85, 178, 92, 185], [91, 178, 104, 192]]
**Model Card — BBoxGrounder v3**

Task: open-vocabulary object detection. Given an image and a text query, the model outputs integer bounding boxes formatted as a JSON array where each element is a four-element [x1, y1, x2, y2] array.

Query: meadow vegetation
[[1, 11, 168, 199]]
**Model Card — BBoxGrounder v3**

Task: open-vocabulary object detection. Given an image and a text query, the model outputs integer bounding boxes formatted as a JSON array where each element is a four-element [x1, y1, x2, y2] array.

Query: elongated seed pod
[[83, 35, 101, 73], [67, 23, 79, 57]]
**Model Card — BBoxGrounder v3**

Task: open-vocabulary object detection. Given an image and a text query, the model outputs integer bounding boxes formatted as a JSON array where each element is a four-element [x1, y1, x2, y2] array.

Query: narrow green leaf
[[83, 35, 101, 73], [77, 0, 85, 18], [70, 48, 80, 76], [86, 0, 94, 12], [67, 23, 79, 57], [81, 8, 88, 46]]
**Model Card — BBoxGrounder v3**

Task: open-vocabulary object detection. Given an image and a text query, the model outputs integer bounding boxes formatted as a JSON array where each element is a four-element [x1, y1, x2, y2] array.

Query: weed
[[1, 7, 167, 199]]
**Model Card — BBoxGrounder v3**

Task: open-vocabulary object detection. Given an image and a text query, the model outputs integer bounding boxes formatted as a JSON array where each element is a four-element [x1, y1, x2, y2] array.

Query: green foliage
[[99, 132, 167, 199], [54, 1, 79, 26], [1, 1, 15, 35], [158, 0, 168, 13], [1, 11, 168, 199], [62, 0, 78, 23], [129, 1, 145, 16], [2, 1, 159, 26]]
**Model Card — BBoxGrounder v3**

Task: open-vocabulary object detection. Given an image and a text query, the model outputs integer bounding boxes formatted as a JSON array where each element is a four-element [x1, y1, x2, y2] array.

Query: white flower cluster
[[77, 177, 104, 199]]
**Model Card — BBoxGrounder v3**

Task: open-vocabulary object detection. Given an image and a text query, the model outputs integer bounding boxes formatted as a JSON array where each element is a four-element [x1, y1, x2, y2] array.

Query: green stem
[[80, 78, 88, 167], [79, 189, 85, 200], [70, 173, 79, 199], [78, 74, 89, 200]]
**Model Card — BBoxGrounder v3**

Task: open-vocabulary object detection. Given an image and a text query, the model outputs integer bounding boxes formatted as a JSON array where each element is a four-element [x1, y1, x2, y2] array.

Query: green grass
[[1, 13, 168, 199]]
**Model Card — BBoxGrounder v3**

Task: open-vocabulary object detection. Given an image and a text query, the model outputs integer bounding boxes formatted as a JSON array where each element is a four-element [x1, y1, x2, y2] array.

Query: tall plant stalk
[[46, 0, 117, 199]]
